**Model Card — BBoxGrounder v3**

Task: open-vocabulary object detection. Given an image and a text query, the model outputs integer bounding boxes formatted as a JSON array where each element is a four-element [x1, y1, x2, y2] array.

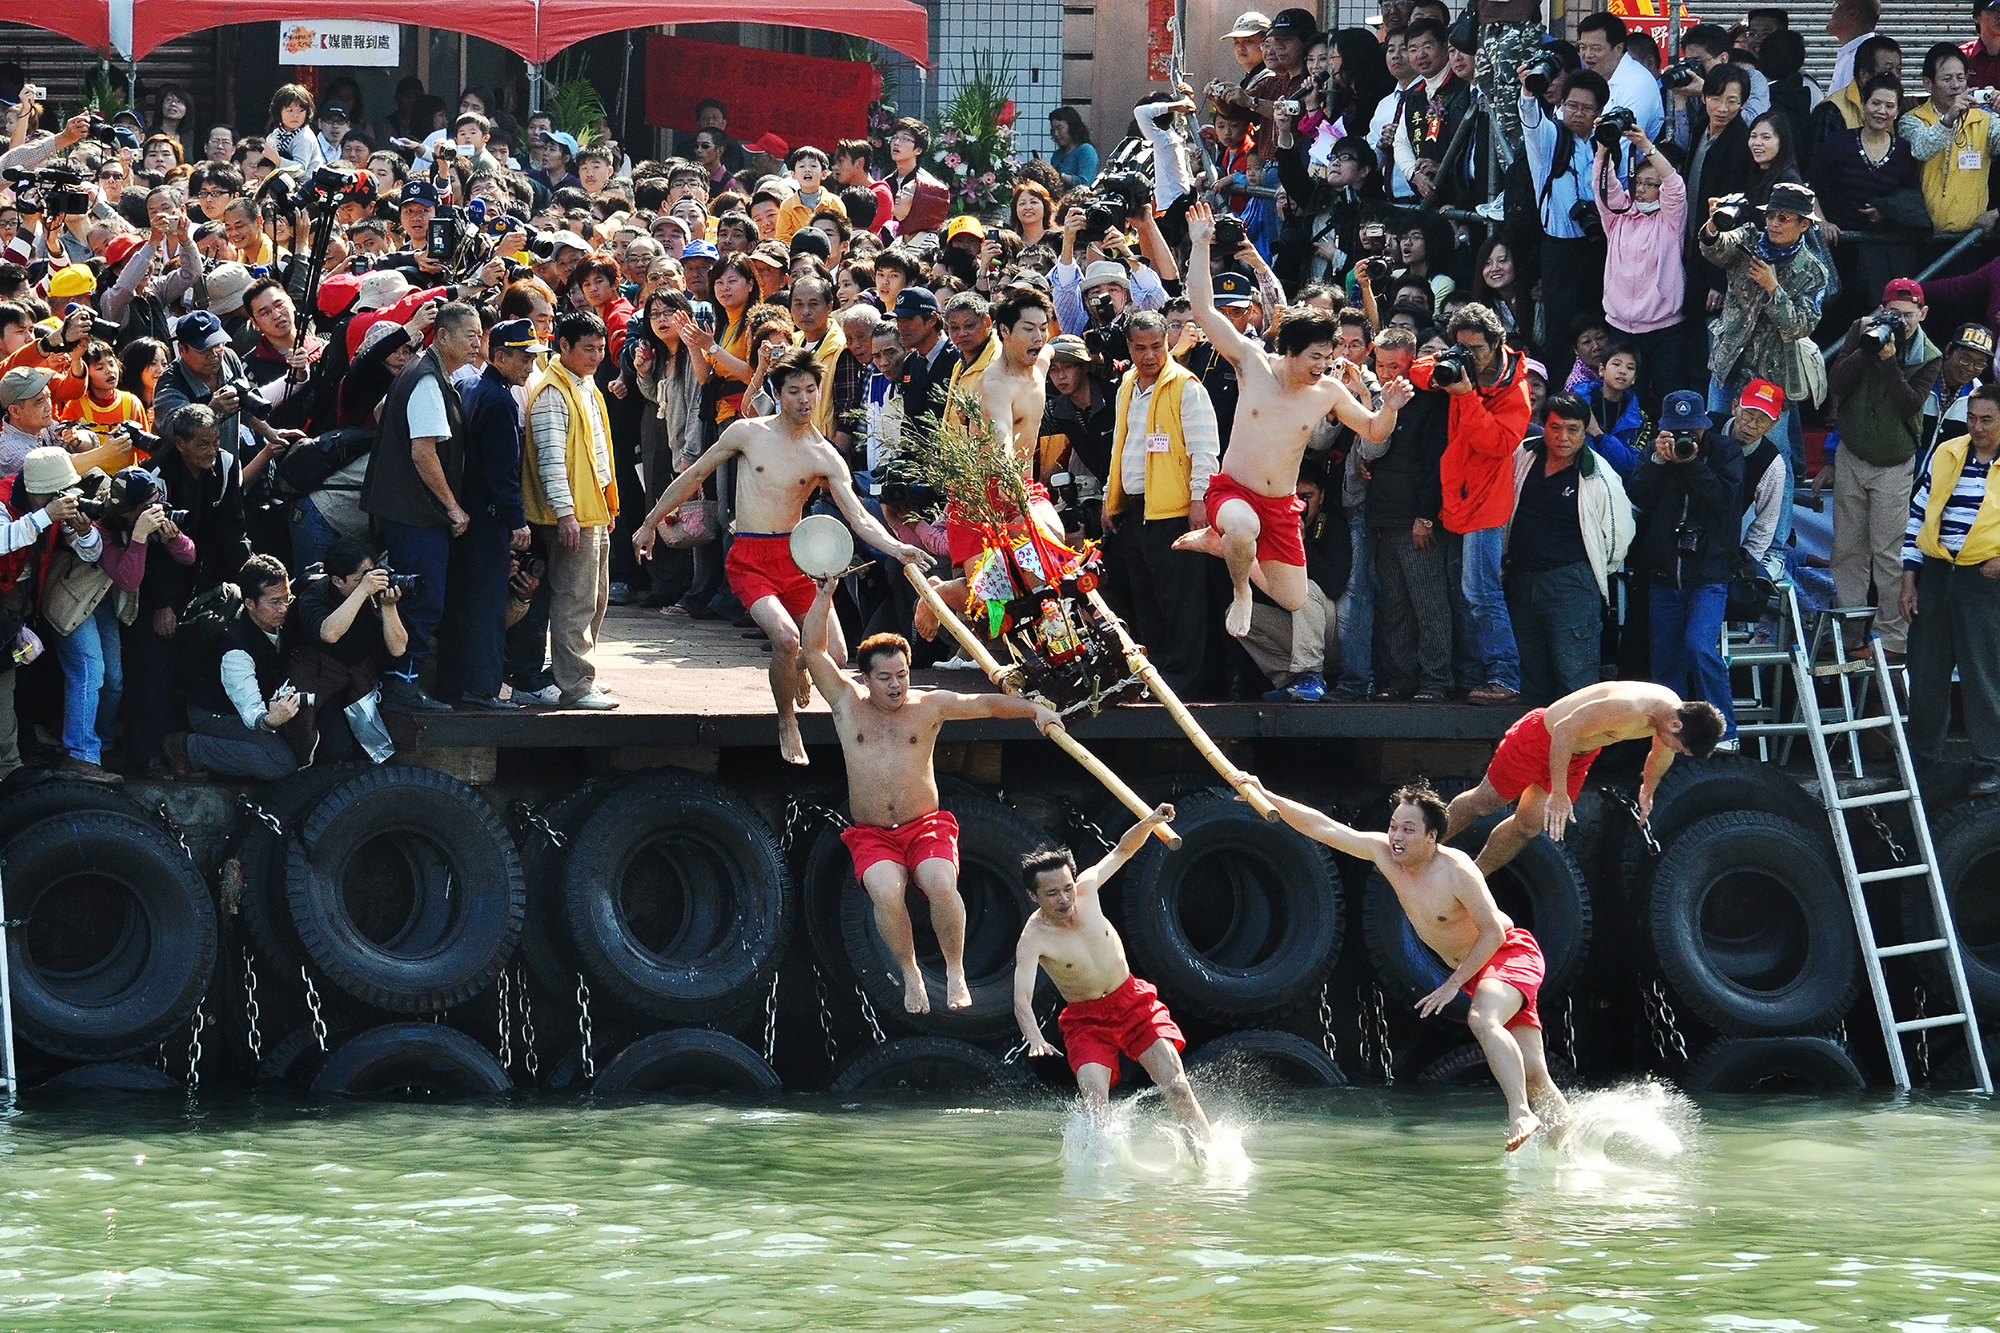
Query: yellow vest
[[1917, 435, 2000, 565], [805, 324, 846, 438], [944, 334, 999, 428], [1911, 102, 1995, 235], [522, 363, 619, 527], [1105, 358, 1197, 522]]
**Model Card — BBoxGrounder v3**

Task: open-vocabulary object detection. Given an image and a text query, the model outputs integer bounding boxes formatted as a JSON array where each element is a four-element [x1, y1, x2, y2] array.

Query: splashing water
[[1554, 1079, 1701, 1165], [1058, 1087, 1254, 1196]]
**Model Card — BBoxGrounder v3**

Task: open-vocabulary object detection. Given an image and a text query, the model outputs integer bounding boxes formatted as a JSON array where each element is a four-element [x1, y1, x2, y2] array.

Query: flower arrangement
[[861, 51, 1021, 220]]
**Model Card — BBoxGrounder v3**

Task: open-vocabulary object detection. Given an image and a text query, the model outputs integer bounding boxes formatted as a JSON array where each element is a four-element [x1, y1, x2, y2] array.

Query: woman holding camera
[[1596, 123, 1688, 407]]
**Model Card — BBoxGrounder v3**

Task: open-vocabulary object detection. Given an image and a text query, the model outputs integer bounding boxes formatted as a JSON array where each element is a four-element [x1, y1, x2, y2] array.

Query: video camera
[[875, 474, 943, 515], [4, 164, 89, 216], [1428, 344, 1478, 388]]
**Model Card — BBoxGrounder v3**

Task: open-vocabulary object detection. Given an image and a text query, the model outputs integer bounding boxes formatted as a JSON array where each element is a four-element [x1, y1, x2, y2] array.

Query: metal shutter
[[0, 24, 221, 130]]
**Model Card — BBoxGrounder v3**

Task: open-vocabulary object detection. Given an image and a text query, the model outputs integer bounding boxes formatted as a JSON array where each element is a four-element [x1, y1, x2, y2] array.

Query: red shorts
[[1203, 469, 1307, 568], [945, 480, 1053, 568], [1487, 707, 1601, 804], [1057, 973, 1185, 1088], [839, 809, 960, 881], [725, 532, 816, 621], [1463, 926, 1544, 1030]]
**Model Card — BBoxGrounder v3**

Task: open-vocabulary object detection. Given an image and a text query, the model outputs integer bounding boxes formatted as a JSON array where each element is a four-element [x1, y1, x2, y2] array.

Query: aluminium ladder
[[0, 855, 16, 1102], [1788, 607, 1991, 1093]]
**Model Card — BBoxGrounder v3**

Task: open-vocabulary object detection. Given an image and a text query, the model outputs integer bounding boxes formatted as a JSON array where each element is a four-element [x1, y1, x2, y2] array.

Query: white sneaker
[[1713, 737, 1741, 753], [936, 656, 981, 670], [563, 691, 620, 710], [510, 685, 563, 706]]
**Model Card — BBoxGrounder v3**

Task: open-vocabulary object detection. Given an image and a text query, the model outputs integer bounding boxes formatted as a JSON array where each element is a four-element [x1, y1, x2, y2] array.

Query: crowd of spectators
[[0, 0, 1996, 797]]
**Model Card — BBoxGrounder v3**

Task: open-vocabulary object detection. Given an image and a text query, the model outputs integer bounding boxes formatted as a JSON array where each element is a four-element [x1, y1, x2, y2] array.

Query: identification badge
[[1962, 149, 1986, 171], [1145, 432, 1170, 454]]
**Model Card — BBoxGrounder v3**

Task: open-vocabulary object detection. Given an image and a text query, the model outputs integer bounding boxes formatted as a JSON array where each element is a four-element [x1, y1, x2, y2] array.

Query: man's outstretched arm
[[1013, 930, 1057, 1056], [1241, 777, 1392, 862], [800, 576, 851, 702], [936, 690, 1060, 734], [1076, 803, 1177, 894]]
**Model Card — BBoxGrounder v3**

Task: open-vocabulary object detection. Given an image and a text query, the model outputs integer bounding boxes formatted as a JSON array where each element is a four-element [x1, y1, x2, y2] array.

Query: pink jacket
[[1596, 163, 1686, 335]]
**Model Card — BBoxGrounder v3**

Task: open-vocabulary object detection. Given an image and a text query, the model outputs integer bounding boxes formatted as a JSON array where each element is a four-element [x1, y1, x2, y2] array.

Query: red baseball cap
[[1739, 378, 1785, 420], [1883, 277, 1925, 305], [747, 132, 789, 157], [316, 271, 362, 319], [103, 234, 144, 268]]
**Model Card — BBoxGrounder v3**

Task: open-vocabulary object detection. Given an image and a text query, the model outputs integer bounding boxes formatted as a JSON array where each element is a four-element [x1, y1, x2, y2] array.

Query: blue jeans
[[1335, 505, 1374, 695], [51, 597, 124, 765], [1650, 581, 1737, 738], [1452, 525, 1520, 692], [380, 520, 452, 684], [289, 496, 343, 575]]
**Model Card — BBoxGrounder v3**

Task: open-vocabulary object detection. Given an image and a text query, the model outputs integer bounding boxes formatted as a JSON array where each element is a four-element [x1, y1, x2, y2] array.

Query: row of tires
[[2, 754, 1995, 1092]]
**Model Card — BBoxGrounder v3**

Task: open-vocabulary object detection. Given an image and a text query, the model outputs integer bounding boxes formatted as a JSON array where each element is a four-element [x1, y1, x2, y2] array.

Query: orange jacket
[[1413, 348, 1533, 535]]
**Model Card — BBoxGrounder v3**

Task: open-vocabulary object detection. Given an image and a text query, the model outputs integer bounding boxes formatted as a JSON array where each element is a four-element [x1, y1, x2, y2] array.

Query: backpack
[[276, 427, 376, 497]]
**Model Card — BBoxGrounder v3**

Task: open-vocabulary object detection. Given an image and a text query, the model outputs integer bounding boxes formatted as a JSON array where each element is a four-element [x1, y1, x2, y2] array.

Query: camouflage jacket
[[1698, 222, 1828, 399]]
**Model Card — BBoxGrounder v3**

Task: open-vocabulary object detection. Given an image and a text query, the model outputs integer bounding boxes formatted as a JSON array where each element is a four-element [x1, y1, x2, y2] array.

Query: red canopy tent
[[125, 0, 540, 63], [537, 0, 928, 67], [9, 2, 113, 54]]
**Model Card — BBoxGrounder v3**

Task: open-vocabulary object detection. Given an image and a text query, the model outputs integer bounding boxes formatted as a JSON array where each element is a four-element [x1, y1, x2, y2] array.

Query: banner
[[278, 19, 401, 67], [1605, 0, 1701, 35], [1147, 0, 1175, 83], [645, 36, 881, 151]]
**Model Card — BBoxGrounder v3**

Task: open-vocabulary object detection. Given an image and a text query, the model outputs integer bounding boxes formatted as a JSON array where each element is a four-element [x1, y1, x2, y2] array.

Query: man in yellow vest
[[791, 272, 846, 438], [1902, 43, 2000, 235], [1901, 383, 2000, 795], [524, 310, 620, 711], [941, 292, 997, 430], [1102, 310, 1221, 695]]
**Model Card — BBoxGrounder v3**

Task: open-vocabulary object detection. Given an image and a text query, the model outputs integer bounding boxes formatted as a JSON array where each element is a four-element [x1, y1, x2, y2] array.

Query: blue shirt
[[458, 364, 528, 531], [1521, 94, 1597, 238], [1052, 142, 1099, 185]]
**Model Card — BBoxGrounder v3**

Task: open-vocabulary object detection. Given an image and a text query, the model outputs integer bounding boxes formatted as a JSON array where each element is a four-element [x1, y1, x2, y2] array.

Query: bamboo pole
[[904, 566, 1180, 850], [1083, 588, 1280, 822]]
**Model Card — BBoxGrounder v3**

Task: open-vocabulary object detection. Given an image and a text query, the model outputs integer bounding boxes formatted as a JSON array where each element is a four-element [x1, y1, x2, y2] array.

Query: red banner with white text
[[645, 36, 882, 153]]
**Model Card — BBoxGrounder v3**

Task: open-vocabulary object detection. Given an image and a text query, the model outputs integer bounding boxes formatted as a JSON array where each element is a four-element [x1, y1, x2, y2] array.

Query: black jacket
[[145, 445, 250, 616], [899, 340, 962, 433], [1302, 501, 1352, 599], [187, 602, 284, 719], [1365, 386, 1448, 529], [458, 363, 528, 532], [1038, 375, 1117, 483], [361, 347, 464, 529], [1628, 430, 1746, 589]]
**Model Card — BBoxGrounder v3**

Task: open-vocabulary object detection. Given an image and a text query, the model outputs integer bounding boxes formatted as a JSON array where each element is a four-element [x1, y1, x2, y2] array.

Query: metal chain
[[496, 968, 514, 1070], [302, 967, 328, 1052], [241, 947, 263, 1061], [512, 801, 567, 849], [1003, 1002, 1057, 1064], [517, 970, 540, 1080], [1317, 981, 1339, 1061], [1646, 980, 1688, 1063], [1865, 809, 1908, 863], [854, 984, 887, 1046], [1370, 984, 1394, 1085], [185, 1000, 207, 1090], [1834, 1018, 1851, 1050], [1062, 797, 1114, 855], [811, 961, 839, 1066], [1601, 786, 1660, 856], [239, 794, 284, 836], [576, 974, 597, 1079], [1355, 984, 1377, 1078], [1913, 986, 1931, 1080], [1561, 995, 1579, 1075], [155, 800, 194, 860], [761, 970, 780, 1064], [781, 796, 852, 855]]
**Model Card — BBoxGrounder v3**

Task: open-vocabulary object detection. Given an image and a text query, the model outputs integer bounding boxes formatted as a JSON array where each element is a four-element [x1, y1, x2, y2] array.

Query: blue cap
[[1213, 271, 1255, 307], [399, 179, 439, 208], [490, 318, 549, 354], [1659, 390, 1711, 432], [681, 239, 719, 261], [892, 286, 940, 319], [538, 129, 580, 158], [173, 309, 228, 351]]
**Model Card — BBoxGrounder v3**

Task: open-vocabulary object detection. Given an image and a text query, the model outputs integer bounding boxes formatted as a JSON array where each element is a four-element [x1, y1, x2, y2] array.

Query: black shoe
[[1971, 773, 2000, 797], [382, 679, 453, 713], [461, 693, 522, 711]]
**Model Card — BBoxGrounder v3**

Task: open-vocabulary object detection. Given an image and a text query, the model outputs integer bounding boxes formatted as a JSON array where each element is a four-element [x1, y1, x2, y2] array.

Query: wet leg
[[859, 861, 929, 1013], [1514, 1022, 1573, 1147], [913, 856, 971, 1009], [1076, 1061, 1114, 1118], [1468, 979, 1538, 1151], [1137, 1036, 1212, 1157]]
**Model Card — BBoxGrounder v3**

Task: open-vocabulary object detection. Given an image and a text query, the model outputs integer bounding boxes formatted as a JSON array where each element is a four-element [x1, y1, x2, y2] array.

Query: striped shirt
[[1904, 450, 1993, 570]]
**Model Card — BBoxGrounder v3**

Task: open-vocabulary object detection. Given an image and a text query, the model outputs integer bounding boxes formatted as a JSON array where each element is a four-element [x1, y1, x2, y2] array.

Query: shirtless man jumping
[[1174, 200, 1412, 636], [1245, 776, 1569, 1152], [802, 574, 1058, 1013], [1015, 806, 1214, 1157], [1444, 681, 1728, 875], [635, 347, 929, 765]]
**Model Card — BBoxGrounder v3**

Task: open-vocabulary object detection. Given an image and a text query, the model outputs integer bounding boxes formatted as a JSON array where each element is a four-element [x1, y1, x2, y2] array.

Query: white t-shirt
[[406, 374, 451, 440]]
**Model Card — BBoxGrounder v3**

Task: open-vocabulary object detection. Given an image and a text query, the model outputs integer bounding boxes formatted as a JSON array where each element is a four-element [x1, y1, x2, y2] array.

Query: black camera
[[222, 376, 274, 421], [1523, 50, 1566, 98], [303, 163, 373, 213], [379, 565, 424, 596], [426, 210, 463, 264], [1429, 344, 1477, 388], [111, 422, 163, 458], [1663, 430, 1701, 463], [74, 495, 104, 520], [1674, 519, 1703, 551], [1569, 198, 1604, 237], [1709, 192, 1751, 231], [1660, 58, 1705, 90], [8, 164, 89, 216], [1079, 202, 1124, 247], [63, 302, 119, 342], [1358, 255, 1393, 287], [877, 476, 943, 513], [1861, 310, 1900, 353], [1096, 170, 1152, 221], [1212, 211, 1248, 253], [83, 114, 120, 148], [1592, 106, 1638, 149]]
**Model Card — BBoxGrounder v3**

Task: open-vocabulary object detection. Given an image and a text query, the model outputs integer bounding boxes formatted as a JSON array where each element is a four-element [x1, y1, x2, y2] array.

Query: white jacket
[[1505, 439, 1636, 601]]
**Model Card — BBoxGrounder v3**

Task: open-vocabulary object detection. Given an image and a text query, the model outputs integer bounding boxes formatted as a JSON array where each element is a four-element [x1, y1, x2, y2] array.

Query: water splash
[[1553, 1080, 1701, 1167], [1057, 1088, 1253, 1196]]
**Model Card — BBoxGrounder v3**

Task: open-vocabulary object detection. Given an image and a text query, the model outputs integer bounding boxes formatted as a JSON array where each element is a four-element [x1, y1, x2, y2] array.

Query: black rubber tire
[[1618, 755, 1830, 903], [38, 1062, 183, 1093], [285, 767, 526, 1014], [259, 1020, 347, 1085], [1186, 1029, 1347, 1087], [236, 764, 377, 979], [1118, 790, 1344, 1023], [1416, 1041, 1575, 1087], [591, 1029, 783, 1096], [563, 771, 790, 1023], [803, 819, 859, 989], [0, 776, 150, 848], [309, 1022, 513, 1097], [514, 778, 621, 998], [1934, 1028, 2000, 1088], [1681, 1035, 1867, 1094], [1648, 810, 1861, 1036], [4, 810, 217, 1061], [1898, 796, 2000, 1018], [1362, 811, 1590, 1023], [830, 1035, 1032, 1094], [839, 790, 1046, 1039]]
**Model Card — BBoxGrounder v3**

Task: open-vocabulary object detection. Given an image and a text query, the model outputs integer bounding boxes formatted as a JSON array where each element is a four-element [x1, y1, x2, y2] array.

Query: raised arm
[[800, 575, 853, 703], [935, 689, 1059, 734], [1075, 803, 1178, 895], [1183, 202, 1262, 368], [1239, 777, 1392, 862]]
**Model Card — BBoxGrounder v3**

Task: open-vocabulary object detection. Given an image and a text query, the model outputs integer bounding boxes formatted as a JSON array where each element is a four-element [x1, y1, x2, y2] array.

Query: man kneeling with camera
[[282, 536, 409, 764], [167, 554, 304, 781]]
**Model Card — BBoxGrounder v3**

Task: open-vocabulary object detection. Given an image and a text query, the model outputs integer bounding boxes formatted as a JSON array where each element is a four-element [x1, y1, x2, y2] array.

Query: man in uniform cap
[[1921, 322, 1995, 471]]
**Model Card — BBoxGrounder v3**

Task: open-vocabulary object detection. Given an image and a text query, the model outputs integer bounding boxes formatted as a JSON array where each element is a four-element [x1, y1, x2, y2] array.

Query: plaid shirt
[[830, 347, 872, 459]]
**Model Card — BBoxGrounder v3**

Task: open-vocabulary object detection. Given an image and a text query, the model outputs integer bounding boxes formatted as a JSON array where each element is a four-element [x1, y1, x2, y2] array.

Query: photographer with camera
[[1665, 25, 1772, 150], [1900, 42, 2000, 236], [1595, 122, 1687, 408], [0, 364, 83, 475], [1574, 12, 1664, 139], [1819, 278, 1941, 660], [1519, 67, 1611, 430], [0, 447, 99, 782], [45, 466, 193, 783], [282, 537, 408, 762], [1628, 390, 1746, 748], [164, 553, 299, 781]]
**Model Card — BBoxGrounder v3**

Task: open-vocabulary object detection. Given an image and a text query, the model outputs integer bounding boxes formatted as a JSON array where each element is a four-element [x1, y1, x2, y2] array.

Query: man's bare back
[[1542, 680, 1683, 754]]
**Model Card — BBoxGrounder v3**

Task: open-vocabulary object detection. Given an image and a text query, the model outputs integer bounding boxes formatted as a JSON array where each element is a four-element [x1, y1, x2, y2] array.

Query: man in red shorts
[[1014, 805, 1212, 1158], [803, 576, 1057, 1013], [1245, 775, 1570, 1152], [634, 348, 929, 765], [1170, 201, 1411, 637], [1445, 681, 1727, 874]]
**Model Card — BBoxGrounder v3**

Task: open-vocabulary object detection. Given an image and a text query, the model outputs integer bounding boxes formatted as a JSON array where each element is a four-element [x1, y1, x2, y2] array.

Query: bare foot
[[901, 970, 931, 1014], [913, 596, 941, 641], [944, 968, 972, 1010], [1224, 590, 1253, 638], [1505, 1111, 1543, 1153], [1171, 526, 1223, 557], [1178, 1123, 1210, 1169], [778, 714, 809, 766], [795, 670, 813, 710]]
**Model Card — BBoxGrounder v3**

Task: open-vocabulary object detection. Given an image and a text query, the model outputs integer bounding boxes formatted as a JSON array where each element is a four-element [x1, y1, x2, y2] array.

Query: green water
[[0, 1084, 1995, 1331]]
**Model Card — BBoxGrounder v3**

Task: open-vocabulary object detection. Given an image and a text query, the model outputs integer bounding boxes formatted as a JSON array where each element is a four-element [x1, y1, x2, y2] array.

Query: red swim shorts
[[839, 809, 960, 881], [1462, 926, 1544, 1030], [1203, 469, 1307, 568], [1486, 706, 1602, 804], [725, 532, 816, 621], [945, 480, 1053, 568], [1057, 973, 1185, 1088]]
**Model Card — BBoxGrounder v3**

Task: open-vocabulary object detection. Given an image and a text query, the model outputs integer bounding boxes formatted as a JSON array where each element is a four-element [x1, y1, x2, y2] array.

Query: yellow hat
[[47, 265, 96, 300], [943, 215, 987, 243]]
